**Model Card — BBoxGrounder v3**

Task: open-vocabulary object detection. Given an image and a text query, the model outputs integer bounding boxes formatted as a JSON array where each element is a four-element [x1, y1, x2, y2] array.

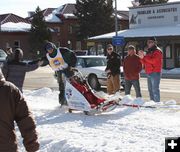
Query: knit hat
[[107, 44, 113, 49], [128, 45, 135, 50], [45, 42, 57, 52], [14, 48, 23, 61]]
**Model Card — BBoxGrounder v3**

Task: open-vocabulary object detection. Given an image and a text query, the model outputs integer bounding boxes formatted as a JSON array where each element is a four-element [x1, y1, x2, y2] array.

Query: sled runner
[[65, 69, 120, 115], [117, 96, 179, 110]]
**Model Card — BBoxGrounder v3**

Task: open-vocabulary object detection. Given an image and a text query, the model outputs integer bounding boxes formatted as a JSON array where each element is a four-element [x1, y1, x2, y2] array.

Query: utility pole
[[115, 0, 118, 37], [0, 16, 1, 48], [114, 0, 118, 52], [0, 16, 1, 32]]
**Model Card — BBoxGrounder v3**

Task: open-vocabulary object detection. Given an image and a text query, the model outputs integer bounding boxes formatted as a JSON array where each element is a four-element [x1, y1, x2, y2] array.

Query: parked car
[[76, 55, 125, 90], [74, 50, 88, 56], [0, 49, 7, 64]]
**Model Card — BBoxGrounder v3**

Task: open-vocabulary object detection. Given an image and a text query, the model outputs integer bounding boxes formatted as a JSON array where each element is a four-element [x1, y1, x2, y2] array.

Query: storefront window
[[166, 45, 172, 59]]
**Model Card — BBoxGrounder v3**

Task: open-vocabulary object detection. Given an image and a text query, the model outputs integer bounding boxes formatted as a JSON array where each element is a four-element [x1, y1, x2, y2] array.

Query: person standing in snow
[[123, 45, 142, 98], [105, 44, 121, 95], [2, 48, 43, 92], [41, 41, 77, 106], [138, 37, 163, 102], [0, 69, 39, 152]]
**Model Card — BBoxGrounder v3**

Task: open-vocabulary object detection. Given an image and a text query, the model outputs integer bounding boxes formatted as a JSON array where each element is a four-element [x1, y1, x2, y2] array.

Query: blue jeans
[[125, 79, 142, 98], [147, 72, 161, 102]]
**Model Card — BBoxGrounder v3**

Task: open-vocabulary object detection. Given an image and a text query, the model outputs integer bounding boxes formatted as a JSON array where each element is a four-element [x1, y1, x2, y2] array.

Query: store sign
[[129, 2, 180, 29]]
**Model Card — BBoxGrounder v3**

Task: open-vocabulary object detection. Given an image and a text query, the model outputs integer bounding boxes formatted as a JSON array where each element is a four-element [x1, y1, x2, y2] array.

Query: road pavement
[[23, 66, 180, 103]]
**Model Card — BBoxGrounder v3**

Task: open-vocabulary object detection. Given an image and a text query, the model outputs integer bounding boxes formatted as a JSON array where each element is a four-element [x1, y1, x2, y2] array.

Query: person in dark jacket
[[0, 69, 39, 152], [41, 41, 77, 106], [138, 37, 163, 102], [2, 48, 42, 92], [123, 45, 142, 98], [5, 47, 14, 62], [105, 44, 121, 95]]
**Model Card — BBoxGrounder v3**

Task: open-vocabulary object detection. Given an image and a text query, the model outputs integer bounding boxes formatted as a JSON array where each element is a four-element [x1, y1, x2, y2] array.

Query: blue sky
[[0, 0, 178, 17]]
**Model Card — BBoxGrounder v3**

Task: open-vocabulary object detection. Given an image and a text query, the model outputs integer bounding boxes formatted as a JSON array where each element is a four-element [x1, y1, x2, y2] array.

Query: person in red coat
[[138, 37, 163, 102], [123, 45, 142, 98]]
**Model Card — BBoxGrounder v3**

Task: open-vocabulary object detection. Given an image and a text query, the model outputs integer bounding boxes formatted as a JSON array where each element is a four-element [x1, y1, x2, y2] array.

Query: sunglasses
[[107, 48, 113, 50]]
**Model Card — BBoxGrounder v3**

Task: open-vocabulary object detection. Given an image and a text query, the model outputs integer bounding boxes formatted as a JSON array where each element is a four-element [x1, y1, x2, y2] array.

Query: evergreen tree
[[29, 6, 52, 58], [75, 0, 114, 39], [139, 0, 168, 5]]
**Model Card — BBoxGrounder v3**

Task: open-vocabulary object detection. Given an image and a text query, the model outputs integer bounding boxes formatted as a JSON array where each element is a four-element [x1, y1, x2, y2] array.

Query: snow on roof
[[1, 22, 31, 32], [52, 5, 64, 14], [45, 13, 61, 23], [89, 25, 180, 40], [63, 13, 75, 18], [44, 6, 64, 22]]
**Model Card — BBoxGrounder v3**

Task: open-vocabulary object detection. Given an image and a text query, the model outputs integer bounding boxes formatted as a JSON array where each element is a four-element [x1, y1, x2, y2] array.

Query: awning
[[89, 25, 180, 40]]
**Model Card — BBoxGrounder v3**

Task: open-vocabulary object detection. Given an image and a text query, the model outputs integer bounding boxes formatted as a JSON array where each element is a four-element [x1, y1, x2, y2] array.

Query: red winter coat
[[141, 48, 163, 74], [123, 54, 142, 80]]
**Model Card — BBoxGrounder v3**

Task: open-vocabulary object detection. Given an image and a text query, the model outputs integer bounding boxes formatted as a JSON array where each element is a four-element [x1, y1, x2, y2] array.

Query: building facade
[[0, 14, 32, 59], [90, 1, 180, 69], [0, 3, 129, 59], [129, 1, 180, 68]]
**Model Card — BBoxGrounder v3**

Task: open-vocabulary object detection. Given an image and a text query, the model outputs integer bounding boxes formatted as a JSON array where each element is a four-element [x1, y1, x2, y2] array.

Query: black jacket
[[105, 51, 121, 76]]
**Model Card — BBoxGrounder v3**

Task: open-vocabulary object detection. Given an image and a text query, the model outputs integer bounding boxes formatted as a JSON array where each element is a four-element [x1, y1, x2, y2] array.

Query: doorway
[[174, 44, 180, 67]]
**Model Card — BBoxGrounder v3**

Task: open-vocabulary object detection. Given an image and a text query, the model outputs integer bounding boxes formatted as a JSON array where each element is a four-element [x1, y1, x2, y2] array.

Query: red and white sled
[[65, 69, 120, 115]]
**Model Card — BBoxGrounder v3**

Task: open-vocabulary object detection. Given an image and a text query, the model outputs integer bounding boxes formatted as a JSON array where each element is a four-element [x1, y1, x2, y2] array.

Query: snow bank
[[16, 88, 180, 152]]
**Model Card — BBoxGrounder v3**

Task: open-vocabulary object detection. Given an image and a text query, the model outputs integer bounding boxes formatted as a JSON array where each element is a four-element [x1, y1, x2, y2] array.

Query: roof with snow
[[42, 8, 56, 17], [0, 13, 30, 24], [0, 13, 31, 32], [117, 11, 129, 20], [43, 3, 77, 23], [89, 25, 180, 40]]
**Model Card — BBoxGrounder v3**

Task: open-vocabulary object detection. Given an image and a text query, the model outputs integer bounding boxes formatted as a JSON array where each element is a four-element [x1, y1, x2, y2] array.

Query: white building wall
[[129, 2, 180, 29]]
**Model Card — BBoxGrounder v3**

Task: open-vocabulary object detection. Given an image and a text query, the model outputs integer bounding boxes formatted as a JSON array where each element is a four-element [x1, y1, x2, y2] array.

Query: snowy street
[[16, 66, 180, 151], [17, 88, 180, 152], [24, 66, 180, 102]]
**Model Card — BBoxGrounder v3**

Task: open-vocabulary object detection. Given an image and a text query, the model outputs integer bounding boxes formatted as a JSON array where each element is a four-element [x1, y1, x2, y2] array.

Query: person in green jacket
[[41, 41, 77, 106]]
